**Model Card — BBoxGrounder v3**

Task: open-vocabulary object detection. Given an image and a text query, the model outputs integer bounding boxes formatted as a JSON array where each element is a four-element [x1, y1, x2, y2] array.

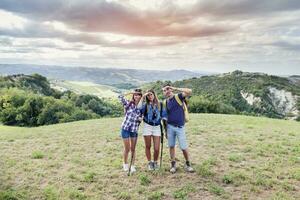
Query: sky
[[0, 0, 300, 75]]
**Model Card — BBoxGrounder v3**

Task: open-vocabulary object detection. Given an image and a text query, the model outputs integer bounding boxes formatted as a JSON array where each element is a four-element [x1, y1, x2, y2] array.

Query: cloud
[[190, 0, 300, 17], [269, 41, 300, 51], [0, 0, 234, 38], [0, 20, 190, 48], [0, 0, 300, 74]]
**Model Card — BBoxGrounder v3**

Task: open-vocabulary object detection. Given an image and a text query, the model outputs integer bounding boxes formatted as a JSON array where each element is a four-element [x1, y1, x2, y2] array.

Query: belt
[[144, 120, 160, 126], [169, 124, 183, 128]]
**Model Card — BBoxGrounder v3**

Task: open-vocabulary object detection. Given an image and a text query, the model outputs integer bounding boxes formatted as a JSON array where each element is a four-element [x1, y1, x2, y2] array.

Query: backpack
[[163, 94, 189, 123]]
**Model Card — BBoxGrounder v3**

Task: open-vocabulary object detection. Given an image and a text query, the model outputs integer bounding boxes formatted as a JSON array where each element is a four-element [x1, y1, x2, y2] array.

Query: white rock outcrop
[[240, 91, 261, 106], [268, 87, 299, 119]]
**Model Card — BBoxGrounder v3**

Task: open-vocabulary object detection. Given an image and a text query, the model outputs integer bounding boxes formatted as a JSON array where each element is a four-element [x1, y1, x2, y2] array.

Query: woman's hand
[[124, 92, 133, 96], [142, 92, 149, 98]]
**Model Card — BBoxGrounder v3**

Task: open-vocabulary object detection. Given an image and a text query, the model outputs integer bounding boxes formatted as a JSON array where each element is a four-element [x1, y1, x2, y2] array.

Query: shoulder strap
[[174, 94, 183, 106], [144, 103, 149, 116], [162, 99, 169, 114]]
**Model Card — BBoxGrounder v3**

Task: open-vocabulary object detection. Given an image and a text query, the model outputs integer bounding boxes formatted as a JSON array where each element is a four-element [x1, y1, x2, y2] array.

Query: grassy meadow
[[0, 114, 299, 200], [50, 80, 119, 98]]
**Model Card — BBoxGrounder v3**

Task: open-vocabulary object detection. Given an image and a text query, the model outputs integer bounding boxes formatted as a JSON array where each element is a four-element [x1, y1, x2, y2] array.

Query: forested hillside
[[0, 74, 122, 126], [147, 71, 300, 120]]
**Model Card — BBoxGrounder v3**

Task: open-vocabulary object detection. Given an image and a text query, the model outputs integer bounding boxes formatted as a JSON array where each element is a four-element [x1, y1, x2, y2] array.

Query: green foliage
[[207, 183, 225, 196], [196, 161, 215, 177], [173, 184, 196, 200], [147, 191, 164, 200], [145, 71, 300, 120], [0, 74, 122, 127], [139, 174, 151, 186], [32, 151, 45, 159], [83, 172, 96, 182], [117, 192, 131, 200], [43, 186, 59, 200], [0, 189, 27, 200]]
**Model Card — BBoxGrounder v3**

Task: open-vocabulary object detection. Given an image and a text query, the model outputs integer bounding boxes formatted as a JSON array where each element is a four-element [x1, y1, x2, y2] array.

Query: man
[[162, 84, 194, 173]]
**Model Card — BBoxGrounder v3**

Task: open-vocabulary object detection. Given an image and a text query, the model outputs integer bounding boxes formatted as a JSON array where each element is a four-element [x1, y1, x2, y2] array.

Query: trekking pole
[[128, 137, 137, 176], [160, 120, 166, 168]]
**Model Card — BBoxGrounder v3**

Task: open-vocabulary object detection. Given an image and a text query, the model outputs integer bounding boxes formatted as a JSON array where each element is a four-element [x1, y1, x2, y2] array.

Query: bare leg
[[153, 136, 160, 161], [130, 137, 138, 165], [182, 149, 190, 162], [123, 138, 130, 164], [144, 136, 152, 161], [170, 147, 176, 161]]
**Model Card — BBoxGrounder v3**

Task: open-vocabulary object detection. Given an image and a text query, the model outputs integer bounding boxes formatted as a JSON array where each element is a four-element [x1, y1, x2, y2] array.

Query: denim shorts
[[167, 124, 188, 150], [121, 129, 138, 139]]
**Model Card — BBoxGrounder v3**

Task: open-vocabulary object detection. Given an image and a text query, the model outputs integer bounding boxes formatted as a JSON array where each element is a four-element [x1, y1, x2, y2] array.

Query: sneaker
[[153, 161, 159, 170], [123, 163, 129, 172], [170, 161, 176, 173], [184, 163, 195, 173], [130, 165, 136, 173], [148, 161, 154, 171], [170, 166, 177, 173]]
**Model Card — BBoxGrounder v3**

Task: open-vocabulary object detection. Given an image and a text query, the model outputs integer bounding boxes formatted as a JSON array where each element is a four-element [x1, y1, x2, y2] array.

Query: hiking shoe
[[148, 161, 154, 171], [123, 163, 129, 172], [153, 161, 159, 170], [170, 161, 176, 173], [130, 165, 136, 173], [184, 165, 195, 173], [170, 166, 177, 173]]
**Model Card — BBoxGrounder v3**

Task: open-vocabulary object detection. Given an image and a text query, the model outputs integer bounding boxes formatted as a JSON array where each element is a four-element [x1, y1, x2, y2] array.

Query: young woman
[[138, 89, 162, 170], [118, 88, 143, 173]]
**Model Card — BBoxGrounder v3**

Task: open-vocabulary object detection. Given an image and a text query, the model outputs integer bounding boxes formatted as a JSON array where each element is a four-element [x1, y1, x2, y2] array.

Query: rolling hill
[[148, 70, 300, 120], [50, 80, 120, 98], [0, 114, 299, 199], [0, 64, 205, 87]]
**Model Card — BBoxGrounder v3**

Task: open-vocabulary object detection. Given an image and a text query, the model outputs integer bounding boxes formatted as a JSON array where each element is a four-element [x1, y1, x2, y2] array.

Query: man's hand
[[172, 87, 192, 97]]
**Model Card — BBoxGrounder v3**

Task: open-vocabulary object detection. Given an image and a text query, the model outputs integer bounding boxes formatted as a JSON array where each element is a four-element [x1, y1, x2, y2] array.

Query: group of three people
[[118, 84, 194, 174]]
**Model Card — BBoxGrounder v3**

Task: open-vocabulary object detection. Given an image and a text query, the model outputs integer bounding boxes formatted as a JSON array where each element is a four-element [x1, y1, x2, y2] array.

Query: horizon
[[0, 0, 300, 75], [1, 63, 299, 77]]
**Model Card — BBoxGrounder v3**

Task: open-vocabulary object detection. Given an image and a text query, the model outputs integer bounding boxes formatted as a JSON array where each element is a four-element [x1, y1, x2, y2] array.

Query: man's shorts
[[167, 124, 188, 150]]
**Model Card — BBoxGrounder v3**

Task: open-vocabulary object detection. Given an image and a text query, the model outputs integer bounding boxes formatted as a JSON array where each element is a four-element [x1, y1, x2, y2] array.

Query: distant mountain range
[[0, 64, 206, 87]]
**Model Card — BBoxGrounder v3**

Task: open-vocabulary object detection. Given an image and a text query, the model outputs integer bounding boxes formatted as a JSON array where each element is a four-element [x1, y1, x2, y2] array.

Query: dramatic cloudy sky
[[0, 0, 299, 75]]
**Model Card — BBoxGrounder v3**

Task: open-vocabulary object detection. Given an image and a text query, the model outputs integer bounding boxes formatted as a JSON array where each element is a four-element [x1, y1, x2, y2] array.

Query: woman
[[138, 89, 162, 170], [118, 88, 143, 173]]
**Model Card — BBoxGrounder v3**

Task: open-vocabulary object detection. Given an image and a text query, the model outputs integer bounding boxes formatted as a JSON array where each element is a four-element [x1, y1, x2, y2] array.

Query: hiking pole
[[160, 120, 166, 168], [128, 137, 137, 176]]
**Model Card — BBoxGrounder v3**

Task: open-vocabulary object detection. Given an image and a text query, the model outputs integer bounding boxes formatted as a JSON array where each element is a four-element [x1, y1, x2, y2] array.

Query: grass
[[50, 80, 119, 98], [31, 151, 45, 159], [0, 114, 300, 199]]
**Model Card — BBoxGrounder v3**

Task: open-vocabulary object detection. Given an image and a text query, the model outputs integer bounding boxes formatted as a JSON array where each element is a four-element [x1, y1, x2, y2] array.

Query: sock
[[186, 160, 191, 167], [171, 160, 176, 167]]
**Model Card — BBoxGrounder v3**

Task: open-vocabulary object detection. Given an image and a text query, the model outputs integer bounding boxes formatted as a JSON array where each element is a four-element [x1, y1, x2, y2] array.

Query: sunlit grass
[[0, 114, 299, 199]]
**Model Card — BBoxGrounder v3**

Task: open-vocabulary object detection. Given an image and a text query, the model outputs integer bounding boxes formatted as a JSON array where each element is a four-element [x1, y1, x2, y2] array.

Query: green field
[[0, 114, 299, 200], [50, 80, 119, 98]]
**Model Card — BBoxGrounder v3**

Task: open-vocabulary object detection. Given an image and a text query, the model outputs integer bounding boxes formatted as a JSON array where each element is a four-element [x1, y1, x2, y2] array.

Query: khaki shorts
[[143, 123, 161, 137]]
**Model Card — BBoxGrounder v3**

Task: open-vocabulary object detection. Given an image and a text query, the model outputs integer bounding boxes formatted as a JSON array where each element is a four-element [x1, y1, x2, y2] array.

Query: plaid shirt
[[118, 95, 142, 133]]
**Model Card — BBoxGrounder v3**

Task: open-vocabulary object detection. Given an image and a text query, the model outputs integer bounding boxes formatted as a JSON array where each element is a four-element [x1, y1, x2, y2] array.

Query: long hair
[[145, 89, 160, 109], [130, 88, 142, 104]]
